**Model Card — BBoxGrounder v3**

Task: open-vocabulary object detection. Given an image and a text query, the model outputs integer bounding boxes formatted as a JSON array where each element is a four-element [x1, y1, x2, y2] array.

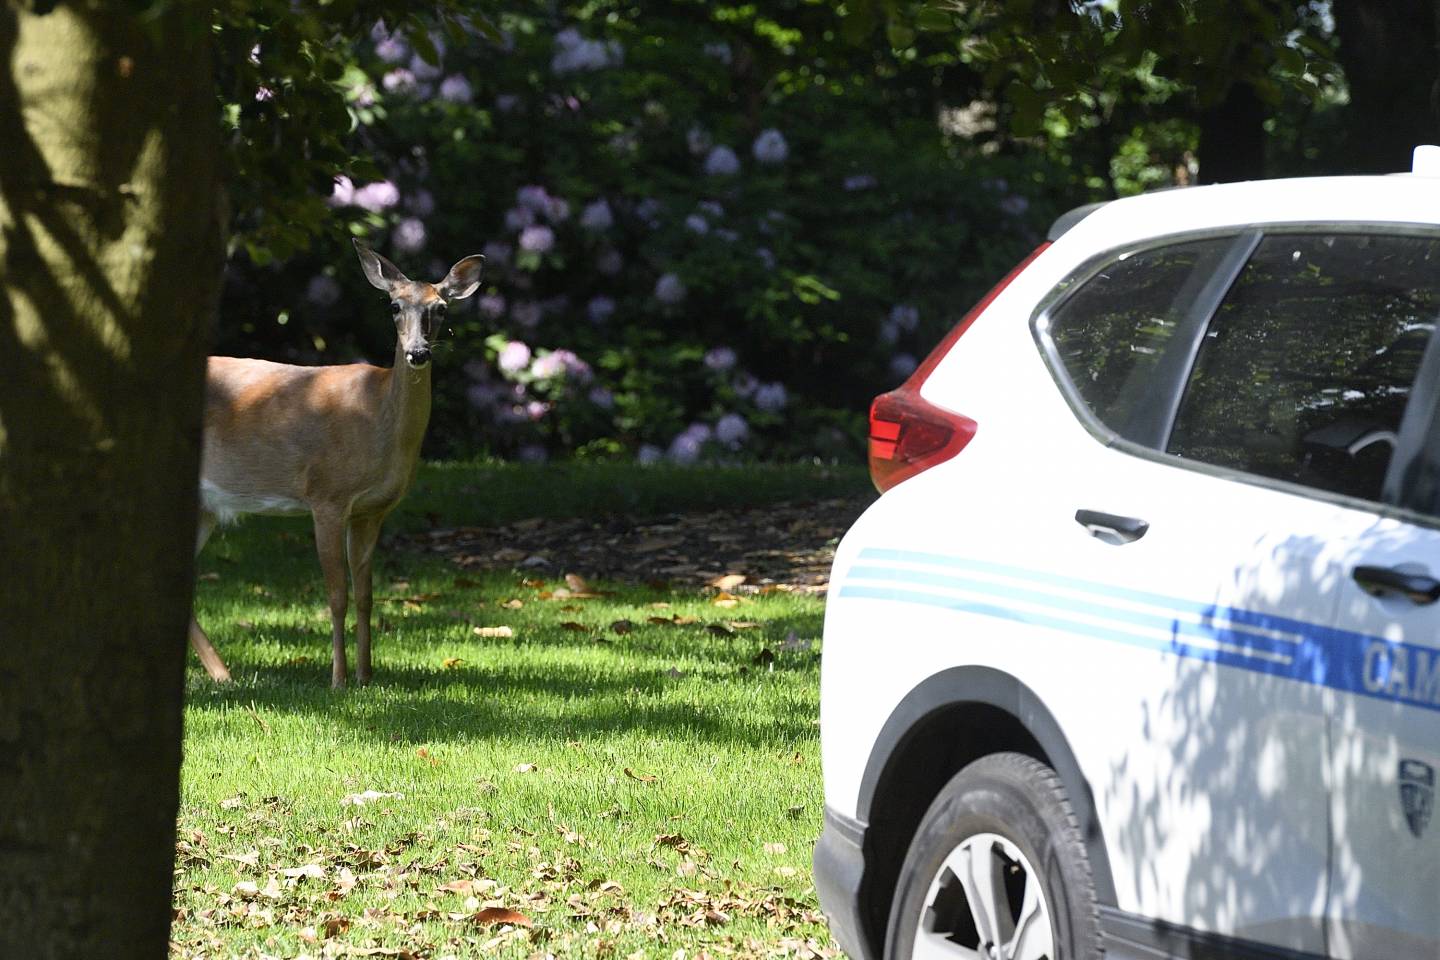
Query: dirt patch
[[401, 495, 874, 594]]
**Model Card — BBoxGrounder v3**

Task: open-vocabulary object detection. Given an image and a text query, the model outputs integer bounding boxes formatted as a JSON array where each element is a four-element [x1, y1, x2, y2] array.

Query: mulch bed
[[399, 495, 874, 594]]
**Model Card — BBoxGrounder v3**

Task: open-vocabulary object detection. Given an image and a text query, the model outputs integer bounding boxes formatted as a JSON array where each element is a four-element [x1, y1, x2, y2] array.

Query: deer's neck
[[382, 341, 432, 461]]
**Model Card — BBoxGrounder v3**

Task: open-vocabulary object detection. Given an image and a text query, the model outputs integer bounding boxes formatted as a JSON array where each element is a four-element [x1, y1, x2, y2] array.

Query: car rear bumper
[[813, 806, 878, 960]]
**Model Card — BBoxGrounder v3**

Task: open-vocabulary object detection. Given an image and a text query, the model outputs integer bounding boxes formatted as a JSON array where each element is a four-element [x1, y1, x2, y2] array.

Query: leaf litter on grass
[[402, 497, 869, 593]]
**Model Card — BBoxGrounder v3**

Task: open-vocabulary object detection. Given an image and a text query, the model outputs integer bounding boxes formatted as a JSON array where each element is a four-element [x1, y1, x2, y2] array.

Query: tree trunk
[[1197, 80, 1268, 184], [1332, 0, 1440, 174], [0, 4, 222, 957]]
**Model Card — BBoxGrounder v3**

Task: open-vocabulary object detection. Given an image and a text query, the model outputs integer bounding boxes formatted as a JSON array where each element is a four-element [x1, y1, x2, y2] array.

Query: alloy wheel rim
[[911, 832, 1056, 960]]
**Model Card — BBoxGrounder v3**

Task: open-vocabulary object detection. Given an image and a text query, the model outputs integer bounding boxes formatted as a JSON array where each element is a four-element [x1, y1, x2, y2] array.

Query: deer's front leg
[[347, 513, 385, 685], [313, 508, 350, 688]]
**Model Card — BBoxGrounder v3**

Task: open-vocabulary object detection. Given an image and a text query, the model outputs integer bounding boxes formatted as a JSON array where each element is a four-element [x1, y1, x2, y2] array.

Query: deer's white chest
[[201, 480, 308, 524]]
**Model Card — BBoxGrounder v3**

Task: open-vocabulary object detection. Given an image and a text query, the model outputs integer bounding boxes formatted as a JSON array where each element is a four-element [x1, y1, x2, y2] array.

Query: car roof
[[1046, 175, 1440, 251]]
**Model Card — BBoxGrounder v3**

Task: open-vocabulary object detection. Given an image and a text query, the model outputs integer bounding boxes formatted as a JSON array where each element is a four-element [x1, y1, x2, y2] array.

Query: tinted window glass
[[1046, 238, 1236, 445], [1169, 233, 1440, 503]]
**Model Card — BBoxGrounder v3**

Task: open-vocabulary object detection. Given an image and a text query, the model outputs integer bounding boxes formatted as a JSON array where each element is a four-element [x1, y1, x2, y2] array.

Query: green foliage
[[215, 1, 1068, 462]]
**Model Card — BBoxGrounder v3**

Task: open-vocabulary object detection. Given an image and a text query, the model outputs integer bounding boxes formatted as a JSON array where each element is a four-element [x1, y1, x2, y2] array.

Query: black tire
[[885, 752, 1102, 960]]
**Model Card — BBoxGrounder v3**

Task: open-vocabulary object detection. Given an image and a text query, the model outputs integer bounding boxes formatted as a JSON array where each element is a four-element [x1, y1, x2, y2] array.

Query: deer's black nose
[[406, 348, 431, 368]]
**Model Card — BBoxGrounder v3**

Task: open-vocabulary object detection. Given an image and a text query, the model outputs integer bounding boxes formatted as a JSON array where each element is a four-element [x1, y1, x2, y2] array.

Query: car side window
[[1168, 233, 1440, 504], [1045, 238, 1237, 446]]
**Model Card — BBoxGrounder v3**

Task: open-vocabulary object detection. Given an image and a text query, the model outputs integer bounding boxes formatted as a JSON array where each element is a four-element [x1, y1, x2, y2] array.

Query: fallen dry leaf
[[501, 598, 524, 609], [624, 767, 658, 784], [473, 625, 514, 638], [442, 657, 466, 669], [564, 573, 592, 592], [709, 573, 747, 591], [610, 619, 633, 635], [513, 762, 538, 773], [470, 906, 533, 928]]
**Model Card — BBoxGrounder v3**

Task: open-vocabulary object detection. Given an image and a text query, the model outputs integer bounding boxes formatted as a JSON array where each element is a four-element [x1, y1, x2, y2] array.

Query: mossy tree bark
[[0, 2, 222, 956]]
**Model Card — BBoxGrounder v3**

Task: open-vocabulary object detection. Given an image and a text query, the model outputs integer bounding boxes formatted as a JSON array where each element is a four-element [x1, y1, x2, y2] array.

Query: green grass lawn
[[173, 462, 870, 959]]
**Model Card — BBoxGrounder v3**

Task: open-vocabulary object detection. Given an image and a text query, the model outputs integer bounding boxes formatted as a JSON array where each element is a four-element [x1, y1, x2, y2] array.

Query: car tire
[[885, 752, 1102, 960]]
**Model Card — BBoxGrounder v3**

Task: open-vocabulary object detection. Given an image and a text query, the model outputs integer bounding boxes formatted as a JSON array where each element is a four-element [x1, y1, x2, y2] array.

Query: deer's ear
[[353, 239, 409, 292], [438, 254, 486, 300]]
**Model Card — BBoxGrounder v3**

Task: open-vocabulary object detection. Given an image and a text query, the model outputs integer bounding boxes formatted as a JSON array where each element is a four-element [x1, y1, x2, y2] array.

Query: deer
[[189, 240, 485, 687]]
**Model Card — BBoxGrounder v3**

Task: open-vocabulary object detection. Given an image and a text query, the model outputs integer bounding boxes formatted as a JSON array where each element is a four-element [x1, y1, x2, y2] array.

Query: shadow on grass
[[185, 651, 819, 748]]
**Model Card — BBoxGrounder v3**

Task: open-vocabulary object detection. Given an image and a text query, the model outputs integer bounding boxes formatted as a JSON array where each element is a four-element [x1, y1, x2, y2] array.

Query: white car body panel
[[819, 174, 1440, 958]]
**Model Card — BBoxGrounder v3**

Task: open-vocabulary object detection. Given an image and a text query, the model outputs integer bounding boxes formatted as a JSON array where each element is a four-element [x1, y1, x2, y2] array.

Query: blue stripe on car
[[838, 548, 1440, 713]]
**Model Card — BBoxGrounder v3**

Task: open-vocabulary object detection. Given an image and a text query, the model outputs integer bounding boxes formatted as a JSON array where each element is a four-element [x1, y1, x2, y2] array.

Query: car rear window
[[1169, 232, 1440, 503], [1044, 237, 1237, 446]]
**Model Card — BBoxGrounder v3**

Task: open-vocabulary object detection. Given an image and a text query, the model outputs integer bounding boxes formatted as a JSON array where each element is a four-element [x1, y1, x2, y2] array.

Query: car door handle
[[1352, 565, 1440, 605], [1075, 509, 1149, 544]]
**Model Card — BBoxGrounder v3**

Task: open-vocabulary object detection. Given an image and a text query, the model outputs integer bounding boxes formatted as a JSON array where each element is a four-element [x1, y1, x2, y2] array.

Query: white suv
[[815, 166, 1440, 960]]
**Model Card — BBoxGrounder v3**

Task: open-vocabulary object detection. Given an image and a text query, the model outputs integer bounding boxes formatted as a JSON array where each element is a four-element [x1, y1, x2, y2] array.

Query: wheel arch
[[852, 665, 1117, 956]]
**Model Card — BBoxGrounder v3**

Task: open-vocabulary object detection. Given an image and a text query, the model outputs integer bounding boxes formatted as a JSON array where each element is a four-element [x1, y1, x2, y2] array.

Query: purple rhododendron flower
[[890, 304, 920, 332], [687, 127, 712, 156], [1000, 194, 1030, 216], [497, 341, 531, 373], [754, 382, 788, 412], [667, 432, 703, 465], [406, 189, 435, 216], [328, 175, 355, 206], [587, 296, 616, 324], [879, 320, 900, 345], [844, 173, 878, 191], [552, 28, 623, 73], [684, 214, 709, 235], [353, 181, 400, 212], [556, 350, 592, 383], [703, 42, 732, 65], [704, 145, 740, 176], [704, 347, 736, 372], [548, 197, 570, 222], [889, 353, 918, 379], [752, 128, 788, 165], [482, 241, 513, 267], [505, 206, 536, 232], [588, 387, 614, 409], [580, 199, 613, 231], [755, 247, 776, 270], [478, 294, 506, 320], [382, 69, 417, 94], [375, 37, 409, 63], [635, 197, 663, 227], [715, 413, 749, 446], [530, 352, 566, 379], [495, 94, 520, 112], [698, 201, 725, 220], [516, 185, 552, 214], [439, 75, 473, 103], [518, 443, 549, 463], [732, 372, 758, 398], [305, 275, 340, 307], [525, 401, 549, 421], [654, 273, 686, 305], [254, 86, 275, 102], [637, 444, 663, 465], [410, 53, 442, 81], [519, 224, 555, 254], [392, 217, 427, 253]]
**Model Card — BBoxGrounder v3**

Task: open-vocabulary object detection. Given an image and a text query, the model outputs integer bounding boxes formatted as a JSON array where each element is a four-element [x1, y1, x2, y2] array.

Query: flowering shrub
[[215, 4, 1069, 463]]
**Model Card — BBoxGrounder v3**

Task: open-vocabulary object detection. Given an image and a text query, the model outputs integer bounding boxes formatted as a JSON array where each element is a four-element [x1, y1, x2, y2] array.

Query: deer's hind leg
[[313, 507, 351, 688], [190, 511, 232, 682], [347, 513, 386, 686]]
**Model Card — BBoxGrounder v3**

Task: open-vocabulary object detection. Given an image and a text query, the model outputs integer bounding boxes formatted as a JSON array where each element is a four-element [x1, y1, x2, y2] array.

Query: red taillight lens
[[867, 242, 1050, 493], [868, 389, 977, 492]]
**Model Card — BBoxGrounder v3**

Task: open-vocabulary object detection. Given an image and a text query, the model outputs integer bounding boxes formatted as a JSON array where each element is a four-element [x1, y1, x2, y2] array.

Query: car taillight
[[868, 389, 977, 492], [868, 243, 1049, 493]]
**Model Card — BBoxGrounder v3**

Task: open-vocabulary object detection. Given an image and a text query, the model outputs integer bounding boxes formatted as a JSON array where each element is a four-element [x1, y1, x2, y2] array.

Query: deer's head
[[353, 240, 485, 370]]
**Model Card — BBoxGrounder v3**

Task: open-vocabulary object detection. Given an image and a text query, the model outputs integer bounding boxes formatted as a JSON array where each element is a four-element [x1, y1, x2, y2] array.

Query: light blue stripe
[[839, 551, 1440, 714], [845, 564, 1299, 661]]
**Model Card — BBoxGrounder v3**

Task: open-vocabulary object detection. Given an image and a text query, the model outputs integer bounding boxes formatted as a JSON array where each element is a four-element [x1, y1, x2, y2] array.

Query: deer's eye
[[390, 301, 402, 316]]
